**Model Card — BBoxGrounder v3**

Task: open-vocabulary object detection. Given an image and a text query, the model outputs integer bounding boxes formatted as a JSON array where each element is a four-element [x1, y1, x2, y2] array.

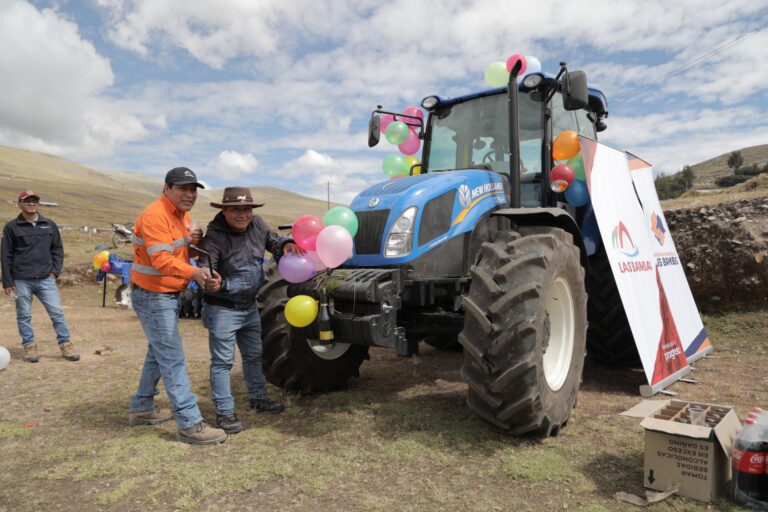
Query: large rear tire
[[459, 226, 587, 436], [586, 245, 640, 366], [258, 268, 370, 393]]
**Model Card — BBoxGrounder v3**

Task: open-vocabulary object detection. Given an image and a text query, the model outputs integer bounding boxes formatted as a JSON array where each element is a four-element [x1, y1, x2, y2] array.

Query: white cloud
[[210, 150, 258, 180]]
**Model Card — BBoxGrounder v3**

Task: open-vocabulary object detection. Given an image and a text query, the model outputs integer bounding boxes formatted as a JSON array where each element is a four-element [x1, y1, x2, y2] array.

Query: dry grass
[[687, 143, 768, 190], [0, 283, 765, 512]]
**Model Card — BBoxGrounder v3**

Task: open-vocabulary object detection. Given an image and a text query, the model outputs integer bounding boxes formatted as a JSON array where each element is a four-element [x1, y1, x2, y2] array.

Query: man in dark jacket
[[1, 190, 79, 363], [199, 187, 301, 434]]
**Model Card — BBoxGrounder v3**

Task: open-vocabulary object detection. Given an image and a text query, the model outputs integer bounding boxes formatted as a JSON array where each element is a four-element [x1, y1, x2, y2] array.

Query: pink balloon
[[316, 225, 354, 269], [401, 105, 424, 126], [506, 53, 528, 74], [379, 114, 394, 134], [278, 253, 317, 283], [292, 215, 324, 251], [305, 250, 327, 272], [398, 127, 420, 156]]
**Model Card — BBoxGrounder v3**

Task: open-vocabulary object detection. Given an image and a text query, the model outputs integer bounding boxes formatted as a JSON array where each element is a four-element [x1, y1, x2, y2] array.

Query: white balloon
[[0, 346, 10, 370], [525, 56, 542, 75]]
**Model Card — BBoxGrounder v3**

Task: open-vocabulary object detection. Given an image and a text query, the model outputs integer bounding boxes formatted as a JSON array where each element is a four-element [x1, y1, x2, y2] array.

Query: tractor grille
[[354, 209, 390, 254]]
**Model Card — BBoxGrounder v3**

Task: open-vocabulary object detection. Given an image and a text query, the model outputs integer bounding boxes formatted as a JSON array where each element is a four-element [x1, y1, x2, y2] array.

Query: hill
[[688, 143, 768, 189], [0, 145, 331, 266]]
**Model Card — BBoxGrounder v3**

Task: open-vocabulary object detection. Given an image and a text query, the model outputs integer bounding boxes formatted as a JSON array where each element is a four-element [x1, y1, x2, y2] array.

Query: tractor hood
[[347, 170, 509, 266]]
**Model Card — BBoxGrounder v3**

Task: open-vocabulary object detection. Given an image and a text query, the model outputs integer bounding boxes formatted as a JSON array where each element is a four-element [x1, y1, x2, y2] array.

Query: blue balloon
[[564, 179, 589, 207]]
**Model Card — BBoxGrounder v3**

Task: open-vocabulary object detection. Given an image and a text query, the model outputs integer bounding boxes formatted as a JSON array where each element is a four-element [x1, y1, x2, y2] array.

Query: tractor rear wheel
[[258, 268, 370, 393], [459, 226, 587, 436], [586, 245, 640, 366]]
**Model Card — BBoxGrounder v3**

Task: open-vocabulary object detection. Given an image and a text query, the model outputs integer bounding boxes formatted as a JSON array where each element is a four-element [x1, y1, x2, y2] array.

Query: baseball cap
[[18, 190, 40, 202], [164, 167, 204, 189]]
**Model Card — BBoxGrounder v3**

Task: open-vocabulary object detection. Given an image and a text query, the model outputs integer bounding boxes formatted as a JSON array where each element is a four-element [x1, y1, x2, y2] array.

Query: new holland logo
[[458, 185, 471, 209]]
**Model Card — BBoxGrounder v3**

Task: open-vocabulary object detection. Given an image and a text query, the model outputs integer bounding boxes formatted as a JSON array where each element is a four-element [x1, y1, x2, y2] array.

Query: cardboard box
[[622, 399, 742, 502]]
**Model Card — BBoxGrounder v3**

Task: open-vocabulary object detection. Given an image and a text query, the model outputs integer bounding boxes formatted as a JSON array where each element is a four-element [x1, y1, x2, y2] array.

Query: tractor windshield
[[425, 91, 544, 178]]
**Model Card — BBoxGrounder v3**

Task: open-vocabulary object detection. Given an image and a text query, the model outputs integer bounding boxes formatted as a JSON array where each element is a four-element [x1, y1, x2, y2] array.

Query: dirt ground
[[0, 282, 766, 512]]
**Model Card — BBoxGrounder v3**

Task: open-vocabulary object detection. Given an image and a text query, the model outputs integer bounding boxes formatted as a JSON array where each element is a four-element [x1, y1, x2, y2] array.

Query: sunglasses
[[21, 200, 39, 205]]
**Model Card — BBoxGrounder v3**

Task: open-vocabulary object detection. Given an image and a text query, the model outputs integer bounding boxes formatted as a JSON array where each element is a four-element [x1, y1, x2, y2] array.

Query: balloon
[[398, 128, 420, 156], [100, 262, 111, 272], [323, 206, 359, 237], [385, 121, 409, 145], [484, 61, 509, 88], [278, 253, 317, 283], [567, 154, 586, 181], [0, 346, 10, 370], [316, 225, 354, 268], [382, 153, 409, 177], [506, 54, 528, 74], [305, 250, 327, 272], [405, 155, 422, 175], [401, 105, 424, 125], [379, 114, 395, 134], [550, 164, 575, 192], [552, 130, 580, 161], [564, 179, 589, 207], [284, 295, 319, 328], [525, 56, 542, 75], [100, 250, 111, 261], [291, 215, 324, 251]]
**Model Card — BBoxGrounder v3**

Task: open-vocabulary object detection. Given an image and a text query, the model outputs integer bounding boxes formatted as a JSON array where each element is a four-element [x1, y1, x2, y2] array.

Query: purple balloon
[[278, 253, 317, 283]]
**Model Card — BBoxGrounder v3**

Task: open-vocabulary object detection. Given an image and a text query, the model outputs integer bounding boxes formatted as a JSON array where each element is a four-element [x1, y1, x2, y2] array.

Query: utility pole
[[327, 180, 330, 211]]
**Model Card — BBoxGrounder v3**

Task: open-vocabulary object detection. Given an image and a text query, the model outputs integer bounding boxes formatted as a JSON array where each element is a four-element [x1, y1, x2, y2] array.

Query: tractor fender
[[491, 207, 589, 280]]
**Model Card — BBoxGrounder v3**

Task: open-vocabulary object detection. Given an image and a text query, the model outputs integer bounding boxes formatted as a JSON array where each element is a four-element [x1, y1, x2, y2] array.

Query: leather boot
[[176, 421, 227, 445], [59, 341, 80, 361]]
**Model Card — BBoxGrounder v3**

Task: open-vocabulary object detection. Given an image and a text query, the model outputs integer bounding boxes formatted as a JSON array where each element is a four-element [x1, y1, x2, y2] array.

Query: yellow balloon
[[405, 155, 422, 175], [100, 250, 111, 261], [285, 295, 319, 328]]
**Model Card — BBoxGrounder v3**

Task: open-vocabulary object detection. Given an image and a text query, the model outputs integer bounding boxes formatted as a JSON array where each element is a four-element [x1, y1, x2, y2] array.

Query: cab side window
[[574, 109, 597, 139], [551, 91, 580, 143]]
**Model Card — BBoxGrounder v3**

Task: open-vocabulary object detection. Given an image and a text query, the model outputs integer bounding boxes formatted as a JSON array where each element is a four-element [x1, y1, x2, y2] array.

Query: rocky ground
[[665, 196, 768, 311]]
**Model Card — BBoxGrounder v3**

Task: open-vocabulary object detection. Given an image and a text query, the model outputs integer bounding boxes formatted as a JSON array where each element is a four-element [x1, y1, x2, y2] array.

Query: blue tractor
[[258, 61, 631, 436]]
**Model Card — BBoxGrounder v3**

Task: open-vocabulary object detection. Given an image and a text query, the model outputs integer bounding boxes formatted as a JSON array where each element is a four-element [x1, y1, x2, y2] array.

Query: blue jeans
[[202, 303, 268, 415], [130, 287, 203, 429], [14, 277, 71, 346]]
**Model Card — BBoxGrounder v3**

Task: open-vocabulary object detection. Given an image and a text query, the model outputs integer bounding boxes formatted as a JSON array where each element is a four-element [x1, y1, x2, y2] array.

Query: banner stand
[[639, 366, 692, 397]]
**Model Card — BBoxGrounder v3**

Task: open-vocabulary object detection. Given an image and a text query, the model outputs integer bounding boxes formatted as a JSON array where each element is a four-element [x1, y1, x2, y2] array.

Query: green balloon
[[323, 206, 358, 237], [484, 61, 509, 88], [385, 121, 409, 145], [383, 154, 408, 177], [567, 155, 586, 181]]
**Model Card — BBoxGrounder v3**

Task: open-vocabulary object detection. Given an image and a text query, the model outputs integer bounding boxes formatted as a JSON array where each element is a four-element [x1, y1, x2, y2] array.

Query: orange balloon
[[552, 130, 581, 161]]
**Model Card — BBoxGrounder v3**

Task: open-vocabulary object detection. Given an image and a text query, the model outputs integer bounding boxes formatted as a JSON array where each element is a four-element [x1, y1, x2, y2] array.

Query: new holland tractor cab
[[258, 60, 624, 436]]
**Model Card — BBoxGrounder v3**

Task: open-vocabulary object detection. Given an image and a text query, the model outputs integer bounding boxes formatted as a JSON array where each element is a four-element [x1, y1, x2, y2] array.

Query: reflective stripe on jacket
[[130, 195, 196, 293]]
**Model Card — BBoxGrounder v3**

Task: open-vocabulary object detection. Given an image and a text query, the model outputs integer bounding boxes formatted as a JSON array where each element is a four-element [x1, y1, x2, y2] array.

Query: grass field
[[0, 282, 765, 512]]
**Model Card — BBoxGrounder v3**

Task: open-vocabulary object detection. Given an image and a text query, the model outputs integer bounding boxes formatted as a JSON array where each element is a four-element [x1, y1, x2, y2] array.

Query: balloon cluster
[[280, 206, 359, 329], [550, 130, 589, 207], [380, 106, 423, 179], [484, 53, 543, 88], [92, 250, 112, 272]]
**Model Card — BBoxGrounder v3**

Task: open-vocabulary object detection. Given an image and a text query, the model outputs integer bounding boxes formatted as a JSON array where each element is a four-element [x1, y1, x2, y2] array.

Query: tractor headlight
[[384, 206, 417, 257]]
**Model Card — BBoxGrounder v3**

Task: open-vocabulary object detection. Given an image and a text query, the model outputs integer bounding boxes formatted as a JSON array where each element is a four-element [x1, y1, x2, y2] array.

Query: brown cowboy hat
[[210, 186, 264, 208]]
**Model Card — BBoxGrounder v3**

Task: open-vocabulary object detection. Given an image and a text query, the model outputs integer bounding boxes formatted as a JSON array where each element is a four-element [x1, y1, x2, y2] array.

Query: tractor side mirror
[[563, 70, 589, 111], [368, 115, 381, 147]]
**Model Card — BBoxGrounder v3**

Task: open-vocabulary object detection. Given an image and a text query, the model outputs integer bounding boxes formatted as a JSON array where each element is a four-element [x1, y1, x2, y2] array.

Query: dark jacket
[[1, 213, 64, 287], [199, 212, 290, 309]]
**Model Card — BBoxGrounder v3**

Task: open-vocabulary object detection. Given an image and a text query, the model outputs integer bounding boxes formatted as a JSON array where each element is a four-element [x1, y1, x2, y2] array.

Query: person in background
[[1, 190, 79, 363], [200, 187, 301, 434], [128, 167, 227, 445]]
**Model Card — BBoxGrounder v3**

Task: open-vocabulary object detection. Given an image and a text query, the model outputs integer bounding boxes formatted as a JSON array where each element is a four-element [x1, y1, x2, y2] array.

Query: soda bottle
[[732, 408, 768, 509]]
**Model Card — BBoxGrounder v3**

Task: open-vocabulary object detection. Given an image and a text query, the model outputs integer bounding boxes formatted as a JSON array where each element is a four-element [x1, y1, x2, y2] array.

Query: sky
[[1, 0, 768, 204]]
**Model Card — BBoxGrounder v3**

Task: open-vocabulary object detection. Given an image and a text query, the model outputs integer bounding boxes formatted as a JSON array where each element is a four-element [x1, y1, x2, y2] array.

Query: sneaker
[[215, 413, 243, 434], [176, 421, 227, 445], [249, 398, 285, 414], [59, 341, 80, 361], [23, 343, 39, 363], [128, 406, 174, 426]]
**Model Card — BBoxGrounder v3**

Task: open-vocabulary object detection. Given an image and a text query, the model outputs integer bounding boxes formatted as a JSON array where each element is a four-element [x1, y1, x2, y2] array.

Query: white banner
[[582, 139, 694, 388]]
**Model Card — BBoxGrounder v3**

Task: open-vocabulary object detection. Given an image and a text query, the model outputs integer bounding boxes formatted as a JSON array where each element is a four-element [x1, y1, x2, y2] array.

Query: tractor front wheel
[[459, 226, 587, 436]]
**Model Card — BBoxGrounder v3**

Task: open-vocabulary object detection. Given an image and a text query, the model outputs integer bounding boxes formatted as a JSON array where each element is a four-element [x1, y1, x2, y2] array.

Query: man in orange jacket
[[127, 167, 226, 445]]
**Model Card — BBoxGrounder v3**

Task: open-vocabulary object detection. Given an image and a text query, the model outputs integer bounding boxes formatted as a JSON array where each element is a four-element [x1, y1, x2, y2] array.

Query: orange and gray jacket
[[130, 195, 196, 293]]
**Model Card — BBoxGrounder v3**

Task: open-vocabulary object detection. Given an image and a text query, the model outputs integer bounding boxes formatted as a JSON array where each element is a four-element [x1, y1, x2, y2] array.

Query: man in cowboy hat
[[199, 187, 302, 434]]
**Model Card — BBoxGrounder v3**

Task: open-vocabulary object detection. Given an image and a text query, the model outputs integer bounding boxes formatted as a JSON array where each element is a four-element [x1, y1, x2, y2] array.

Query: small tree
[[680, 164, 694, 190], [727, 151, 744, 171]]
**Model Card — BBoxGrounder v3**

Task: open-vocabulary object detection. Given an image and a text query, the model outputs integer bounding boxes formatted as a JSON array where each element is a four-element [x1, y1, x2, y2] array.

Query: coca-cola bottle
[[732, 408, 768, 509]]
